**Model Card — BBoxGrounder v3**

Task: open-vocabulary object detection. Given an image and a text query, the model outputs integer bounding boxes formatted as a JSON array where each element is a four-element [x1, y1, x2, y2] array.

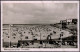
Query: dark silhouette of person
[[47, 34, 53, 44], [17, 42, 20, 48], [47, 35, 51, 40]]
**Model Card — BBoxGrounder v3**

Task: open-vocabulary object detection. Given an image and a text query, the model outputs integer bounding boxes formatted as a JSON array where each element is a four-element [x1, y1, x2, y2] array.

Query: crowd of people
[[11, 25, 61, 40], [3, 24, 77, 48]]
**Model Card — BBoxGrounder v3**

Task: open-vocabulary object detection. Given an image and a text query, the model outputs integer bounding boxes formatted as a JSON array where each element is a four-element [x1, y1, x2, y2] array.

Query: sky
[[2, 2, 78, 24]]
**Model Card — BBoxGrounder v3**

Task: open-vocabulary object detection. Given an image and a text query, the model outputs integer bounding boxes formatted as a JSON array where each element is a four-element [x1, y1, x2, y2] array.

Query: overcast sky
[[2, 2, 78, 24]]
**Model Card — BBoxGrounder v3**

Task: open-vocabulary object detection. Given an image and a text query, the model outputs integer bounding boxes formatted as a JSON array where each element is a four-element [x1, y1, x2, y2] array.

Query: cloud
[[2, 3, 78, 24]]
